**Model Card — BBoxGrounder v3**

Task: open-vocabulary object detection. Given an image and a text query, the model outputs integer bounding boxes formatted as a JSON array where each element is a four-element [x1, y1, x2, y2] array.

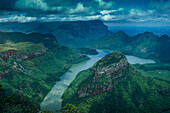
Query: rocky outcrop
[[0, 48, 46, 61], [77, 52, 136, 98], [0, 50, 21, 61]]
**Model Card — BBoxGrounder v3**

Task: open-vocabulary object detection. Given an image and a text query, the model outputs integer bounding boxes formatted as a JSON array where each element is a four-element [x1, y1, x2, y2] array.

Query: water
[[40, 50, 155, 112], [126, 55, 155, 64]]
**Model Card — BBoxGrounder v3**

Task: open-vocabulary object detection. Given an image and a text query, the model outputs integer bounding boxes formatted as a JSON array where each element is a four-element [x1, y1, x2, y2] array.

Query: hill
[[0, 20, 111, 47], [0, 32, 89, 112], [62, 52, 170, 113], [88, 31, 170, 63]]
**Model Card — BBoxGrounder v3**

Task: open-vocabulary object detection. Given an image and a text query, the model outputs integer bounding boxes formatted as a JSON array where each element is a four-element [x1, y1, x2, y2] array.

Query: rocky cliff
[[62, 52, 170, 113], [77, 52, 131, 98]]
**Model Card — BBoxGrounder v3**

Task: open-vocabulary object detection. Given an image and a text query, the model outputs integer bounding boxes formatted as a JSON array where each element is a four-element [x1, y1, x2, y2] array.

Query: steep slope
[[0, 20, 111, 47], [62, 52, 170, 113], [88, 31, 170, 62], [0, 32, 89, 112]]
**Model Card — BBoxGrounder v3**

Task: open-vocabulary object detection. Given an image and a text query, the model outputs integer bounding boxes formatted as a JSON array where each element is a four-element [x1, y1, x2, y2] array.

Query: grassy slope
[[62, 53, 170, 113], [0, 32, 89, 112]]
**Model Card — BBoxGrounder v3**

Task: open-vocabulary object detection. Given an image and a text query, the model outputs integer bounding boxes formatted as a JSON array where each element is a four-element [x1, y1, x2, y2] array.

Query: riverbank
[[41, 49, 155, 112]]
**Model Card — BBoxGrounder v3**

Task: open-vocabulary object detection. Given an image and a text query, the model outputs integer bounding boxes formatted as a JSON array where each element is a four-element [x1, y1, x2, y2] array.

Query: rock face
[[62, 52, 170, 113], [0, 48, 46, 61], [77, 52, 130, 98], [0, 50, 21, 61]]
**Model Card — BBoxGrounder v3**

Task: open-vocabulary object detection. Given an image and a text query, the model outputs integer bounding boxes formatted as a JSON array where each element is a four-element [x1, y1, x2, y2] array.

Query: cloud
[[15, 0, 48, 12], [1, 7, 168, 24], [148, 0, 170, 14], [0, 14, 37, 23], [95, 0, 117, 10], [129, 9, 155, 16], [13, 0, 117, 14], [0, 0, 169, 25], [0, 0, 17, 10], [67, 3, 93, 14]]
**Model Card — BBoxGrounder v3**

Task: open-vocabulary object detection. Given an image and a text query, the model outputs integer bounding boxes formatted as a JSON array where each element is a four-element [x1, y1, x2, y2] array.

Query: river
[[40, 49, 155, 112]]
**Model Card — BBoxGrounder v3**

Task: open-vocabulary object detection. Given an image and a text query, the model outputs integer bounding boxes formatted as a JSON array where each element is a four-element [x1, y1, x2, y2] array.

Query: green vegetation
[[60, 103, 81, 113], [134, 63, 170, 82], [0, 85, 39, 113], [0, 32, 89, 112], [75, 48, 98, 55], [87, 31, 130, 51], [62, 52, 170, 113], [41, 104, 81, 113], [88, 31, 170, 63]]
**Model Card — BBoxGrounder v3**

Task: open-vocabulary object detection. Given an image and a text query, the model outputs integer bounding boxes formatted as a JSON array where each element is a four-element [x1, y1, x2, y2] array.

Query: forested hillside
[[0, 32, 89, 112]]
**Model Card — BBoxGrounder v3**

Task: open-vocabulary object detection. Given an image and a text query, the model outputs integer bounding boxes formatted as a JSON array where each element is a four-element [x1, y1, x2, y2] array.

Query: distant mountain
[[87, 31, 130, 51], [88, 31, 170, 63], [62, 52, 170, 113], [0, 32, 89, 112], [0, 20, 111, 47]]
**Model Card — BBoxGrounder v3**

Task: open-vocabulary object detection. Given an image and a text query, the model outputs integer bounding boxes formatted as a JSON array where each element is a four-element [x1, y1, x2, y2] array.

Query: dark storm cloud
[[0, 0, 169, 25], [11, 0, 117, 14], [148, 0, 170, 13], [0, 0, 17, 10]]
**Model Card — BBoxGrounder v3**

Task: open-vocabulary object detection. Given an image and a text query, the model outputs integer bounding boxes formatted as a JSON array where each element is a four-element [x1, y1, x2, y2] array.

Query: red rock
[[35, 90, 41, 93]]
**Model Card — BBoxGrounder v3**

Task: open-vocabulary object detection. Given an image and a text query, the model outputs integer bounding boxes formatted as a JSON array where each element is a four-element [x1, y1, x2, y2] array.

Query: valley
[[41, 49, 156, 112], [0, 20, 169, 113], [0, 31, 89, 112], [0, 0, 170, 112]]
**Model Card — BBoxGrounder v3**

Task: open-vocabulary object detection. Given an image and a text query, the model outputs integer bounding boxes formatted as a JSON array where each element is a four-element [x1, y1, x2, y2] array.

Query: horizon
[[0, 0, 169, 26]]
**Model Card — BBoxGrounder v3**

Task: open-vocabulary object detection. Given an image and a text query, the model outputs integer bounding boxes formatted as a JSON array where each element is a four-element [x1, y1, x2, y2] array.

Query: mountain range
[[87, 31, 170, 63], [0, 20, 111, 47]]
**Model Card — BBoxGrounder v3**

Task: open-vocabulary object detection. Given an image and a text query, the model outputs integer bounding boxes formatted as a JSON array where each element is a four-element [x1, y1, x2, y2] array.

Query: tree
[[60, 103, 80, 113]]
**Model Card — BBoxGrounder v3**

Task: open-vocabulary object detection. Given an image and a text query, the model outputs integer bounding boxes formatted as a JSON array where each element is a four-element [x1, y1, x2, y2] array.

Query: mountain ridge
[[0, 20, 111, 47], [87, 30, 170, 63]]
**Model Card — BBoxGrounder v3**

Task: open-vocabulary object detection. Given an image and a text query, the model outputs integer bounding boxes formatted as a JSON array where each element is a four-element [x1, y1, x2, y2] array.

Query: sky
[[0, 0, 169, 26]]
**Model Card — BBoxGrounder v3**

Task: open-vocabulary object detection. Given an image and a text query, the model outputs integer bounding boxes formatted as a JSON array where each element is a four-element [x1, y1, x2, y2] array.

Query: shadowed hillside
[[0, 20, 111, 47]]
